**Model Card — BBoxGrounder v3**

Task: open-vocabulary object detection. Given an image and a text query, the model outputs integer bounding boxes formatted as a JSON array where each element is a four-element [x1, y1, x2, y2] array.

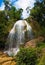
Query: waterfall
[[4, 20, 33, 56]]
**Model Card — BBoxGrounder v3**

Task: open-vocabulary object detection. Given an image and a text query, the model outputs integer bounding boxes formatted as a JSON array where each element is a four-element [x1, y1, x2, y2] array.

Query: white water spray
[[4, 20, 33, 56]]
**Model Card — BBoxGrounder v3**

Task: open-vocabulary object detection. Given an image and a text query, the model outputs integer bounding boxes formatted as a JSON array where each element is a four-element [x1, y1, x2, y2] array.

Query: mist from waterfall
[[4, 20, 33, 56]]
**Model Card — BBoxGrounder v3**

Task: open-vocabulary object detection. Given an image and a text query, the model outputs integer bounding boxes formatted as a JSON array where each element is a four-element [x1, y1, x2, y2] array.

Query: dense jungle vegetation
[[0, 0, 45, 65]]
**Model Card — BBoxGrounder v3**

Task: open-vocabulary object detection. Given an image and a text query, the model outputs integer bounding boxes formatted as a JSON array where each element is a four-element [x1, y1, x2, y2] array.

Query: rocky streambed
[[0, 51, 16, 65]]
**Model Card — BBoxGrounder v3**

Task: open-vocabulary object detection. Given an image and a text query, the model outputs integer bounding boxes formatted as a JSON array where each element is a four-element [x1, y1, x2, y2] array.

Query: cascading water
[[4, 20, 33, 56]]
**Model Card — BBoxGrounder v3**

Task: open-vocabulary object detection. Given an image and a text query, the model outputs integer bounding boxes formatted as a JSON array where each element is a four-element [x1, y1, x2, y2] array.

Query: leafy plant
[[16, 47, 37, 65]]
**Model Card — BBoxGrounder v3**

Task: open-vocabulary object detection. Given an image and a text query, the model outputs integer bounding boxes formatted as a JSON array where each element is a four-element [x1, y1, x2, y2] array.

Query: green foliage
[[0, 11, 8, 38], [16, 47, 37, 65], [36, 42, 45, 49], [3, 0, 23, 20], [37, 54, 45, 65], [30, 0, 45, 27], [0, 5, 23, 48], [15, 47, 45, 65], [26, 0, 45, 37], [7, 6, 23, 20]]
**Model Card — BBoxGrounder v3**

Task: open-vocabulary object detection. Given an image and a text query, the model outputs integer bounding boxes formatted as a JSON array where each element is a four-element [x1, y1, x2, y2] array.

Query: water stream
[[4, 20, 33, 56]]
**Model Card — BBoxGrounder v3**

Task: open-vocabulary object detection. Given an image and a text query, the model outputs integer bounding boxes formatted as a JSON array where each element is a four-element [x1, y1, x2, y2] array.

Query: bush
[[16, 47, 37, 65], [36, 42, 45, 49], [37, 54, 45, 65]]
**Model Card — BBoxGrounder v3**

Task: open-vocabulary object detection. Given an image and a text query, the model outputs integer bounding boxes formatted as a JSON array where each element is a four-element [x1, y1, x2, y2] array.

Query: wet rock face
[[0, 52, 16, 65]]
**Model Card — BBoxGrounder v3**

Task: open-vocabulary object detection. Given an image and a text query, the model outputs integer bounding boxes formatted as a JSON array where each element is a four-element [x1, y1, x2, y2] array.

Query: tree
[[0, 1, 23, 48], [8, 7, 23, 20], [3, 0, 23, 20], [30, 0, 45, 27]]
